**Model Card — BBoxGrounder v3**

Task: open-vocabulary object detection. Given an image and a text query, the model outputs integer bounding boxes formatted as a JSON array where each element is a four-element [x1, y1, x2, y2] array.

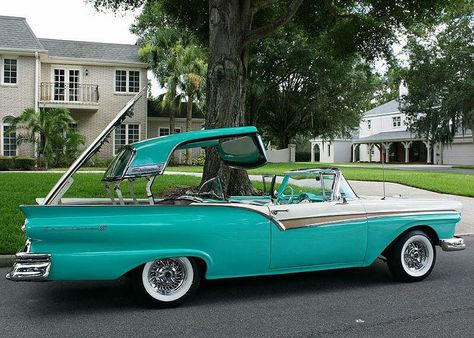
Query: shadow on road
[[16, 260, 393, 314]]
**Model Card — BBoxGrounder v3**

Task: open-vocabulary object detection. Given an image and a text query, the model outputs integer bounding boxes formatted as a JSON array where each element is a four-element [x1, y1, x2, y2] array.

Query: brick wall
[[0, 55, 36, 157], [40, 63, 148, 160]]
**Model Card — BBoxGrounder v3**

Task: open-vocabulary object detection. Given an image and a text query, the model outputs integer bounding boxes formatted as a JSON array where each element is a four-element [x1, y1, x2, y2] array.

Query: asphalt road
[[1, 237, 473, 338]]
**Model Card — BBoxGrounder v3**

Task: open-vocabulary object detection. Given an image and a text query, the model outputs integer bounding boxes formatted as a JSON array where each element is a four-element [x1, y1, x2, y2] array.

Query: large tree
[[401, 7, 474, 145], [91, 0, 458, 195], [247, 25, 379, 148]]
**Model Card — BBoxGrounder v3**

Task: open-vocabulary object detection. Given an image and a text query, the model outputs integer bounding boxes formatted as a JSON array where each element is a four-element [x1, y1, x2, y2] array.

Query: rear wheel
[[387, 230, 436, 282], [136, 257, 201, 307]]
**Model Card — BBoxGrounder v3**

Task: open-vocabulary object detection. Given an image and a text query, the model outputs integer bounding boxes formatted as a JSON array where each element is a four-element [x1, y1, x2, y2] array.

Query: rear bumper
[[440, 236, 466, 252], [5, 242, 51, 281]]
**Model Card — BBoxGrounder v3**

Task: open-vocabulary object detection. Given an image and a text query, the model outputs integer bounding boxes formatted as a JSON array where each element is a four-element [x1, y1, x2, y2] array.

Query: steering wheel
[[297, 193, 311, 204], [277, 185, 295, 204]]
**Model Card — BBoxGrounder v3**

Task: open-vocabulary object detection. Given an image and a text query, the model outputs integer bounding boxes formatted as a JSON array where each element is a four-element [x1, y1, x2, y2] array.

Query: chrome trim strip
[[366, 210, 459, 220], [281, 213, 367, 229], [277, 209, 460, 230], [440, 237, 466, 251]]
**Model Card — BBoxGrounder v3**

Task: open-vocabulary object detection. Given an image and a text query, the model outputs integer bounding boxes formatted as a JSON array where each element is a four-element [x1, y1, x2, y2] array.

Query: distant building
[[0, 16, 148, 159], [147, 98, 205, 160], [310, 84, 474, 165]]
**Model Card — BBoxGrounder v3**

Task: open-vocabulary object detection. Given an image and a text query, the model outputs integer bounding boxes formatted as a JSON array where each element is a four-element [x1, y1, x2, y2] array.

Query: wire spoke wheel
[[388, 231, 436, 282], [141, 257, 198, 305]]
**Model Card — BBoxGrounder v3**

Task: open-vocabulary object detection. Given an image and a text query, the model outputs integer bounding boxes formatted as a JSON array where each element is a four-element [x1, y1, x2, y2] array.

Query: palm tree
[[139, 27, 186, 138], [9, 107, 84, 169], [139, 27, 207, 164], [175, 44, 207, 164]]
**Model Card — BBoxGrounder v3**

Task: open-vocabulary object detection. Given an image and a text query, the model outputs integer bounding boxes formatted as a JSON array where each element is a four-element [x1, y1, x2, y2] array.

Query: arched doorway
[[313, 143, 320, 162]]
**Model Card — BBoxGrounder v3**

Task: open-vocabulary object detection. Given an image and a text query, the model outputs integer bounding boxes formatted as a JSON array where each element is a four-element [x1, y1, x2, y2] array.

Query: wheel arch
[[121, 250, 213, 279], [381, 225, 440, 258]]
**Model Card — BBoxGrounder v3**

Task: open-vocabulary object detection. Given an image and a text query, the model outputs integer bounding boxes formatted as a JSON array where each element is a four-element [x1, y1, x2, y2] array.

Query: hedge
[[0, 156, 35, 171], [295, 152, 311, 162]]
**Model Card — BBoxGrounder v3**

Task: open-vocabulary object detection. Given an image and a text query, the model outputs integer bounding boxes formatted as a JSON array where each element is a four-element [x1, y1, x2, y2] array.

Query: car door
[[268, 198, 367, 269]]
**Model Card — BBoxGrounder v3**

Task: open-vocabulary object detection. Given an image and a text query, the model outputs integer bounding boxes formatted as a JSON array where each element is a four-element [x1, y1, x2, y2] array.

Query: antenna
[[381, 144, 386, 200]]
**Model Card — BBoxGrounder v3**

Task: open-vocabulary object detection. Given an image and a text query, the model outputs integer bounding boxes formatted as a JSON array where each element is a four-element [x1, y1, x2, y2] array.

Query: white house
[[311, 85, 474, 165]]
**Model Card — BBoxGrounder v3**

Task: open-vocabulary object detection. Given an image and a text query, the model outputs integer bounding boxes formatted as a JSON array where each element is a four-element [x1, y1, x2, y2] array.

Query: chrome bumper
[[6, 250, 51, 282], [440, 237, 466, 252]]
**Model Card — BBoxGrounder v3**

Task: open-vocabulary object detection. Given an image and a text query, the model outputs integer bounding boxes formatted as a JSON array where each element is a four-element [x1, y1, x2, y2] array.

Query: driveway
[[338, 164, 474, 175]]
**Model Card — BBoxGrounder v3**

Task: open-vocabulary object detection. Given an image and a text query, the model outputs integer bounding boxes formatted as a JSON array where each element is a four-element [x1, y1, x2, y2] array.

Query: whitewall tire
[[387, 230, 436, 282], [136, 257, 201, 307]]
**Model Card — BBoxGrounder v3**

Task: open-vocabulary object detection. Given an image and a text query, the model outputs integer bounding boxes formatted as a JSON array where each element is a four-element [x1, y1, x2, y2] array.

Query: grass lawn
[[0, 173, 202, 255], [168, 162, 474, 198]]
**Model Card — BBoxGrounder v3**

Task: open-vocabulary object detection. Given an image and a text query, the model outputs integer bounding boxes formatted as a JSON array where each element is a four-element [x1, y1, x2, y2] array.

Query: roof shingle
[[364, 99, 400, 117], [39, 38, 142, 64], [0, 16, 45, 51]]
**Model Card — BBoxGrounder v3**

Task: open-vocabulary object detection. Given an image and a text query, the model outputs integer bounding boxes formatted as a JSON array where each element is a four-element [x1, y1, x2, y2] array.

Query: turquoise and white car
[[6, 92, 466, 307]]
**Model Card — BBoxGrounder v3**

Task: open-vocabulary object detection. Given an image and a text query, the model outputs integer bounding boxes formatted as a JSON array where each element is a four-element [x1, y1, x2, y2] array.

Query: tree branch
[[251, 0, 281, 14], [244, 0, 304, 46], [323, 0, 353, 19]]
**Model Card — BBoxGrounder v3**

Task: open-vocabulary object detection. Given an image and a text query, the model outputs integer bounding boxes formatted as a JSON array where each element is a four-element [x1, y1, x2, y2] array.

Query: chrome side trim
[[277, 210, 460, 231], [6, 251, 51, 282], [366, 210, 459, 220], [440, 237, 466, 251]]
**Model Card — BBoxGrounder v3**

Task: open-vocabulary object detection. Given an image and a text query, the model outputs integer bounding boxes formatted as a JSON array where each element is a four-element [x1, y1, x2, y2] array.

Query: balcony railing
[[40, 82, 99, 104]]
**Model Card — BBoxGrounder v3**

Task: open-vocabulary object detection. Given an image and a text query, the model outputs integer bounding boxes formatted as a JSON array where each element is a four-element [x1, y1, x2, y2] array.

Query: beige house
[[0, 16, 148, 159]]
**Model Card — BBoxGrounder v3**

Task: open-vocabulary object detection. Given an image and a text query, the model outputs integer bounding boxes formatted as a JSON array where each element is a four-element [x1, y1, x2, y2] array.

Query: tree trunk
[[185, 94, 193, 165], [202, 0, 256, 196]]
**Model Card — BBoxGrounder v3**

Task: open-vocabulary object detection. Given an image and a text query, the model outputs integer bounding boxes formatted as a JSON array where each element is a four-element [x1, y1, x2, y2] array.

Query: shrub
[[84, 157, 114, 168], [295, 152, 311, 162], [0, 157, 14, 171], [14, 157, 36, 170], [191, 154, 205, 166]]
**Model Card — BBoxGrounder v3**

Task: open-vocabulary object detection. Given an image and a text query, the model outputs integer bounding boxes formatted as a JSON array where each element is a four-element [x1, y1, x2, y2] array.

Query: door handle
[[271, 209, 289, 215]]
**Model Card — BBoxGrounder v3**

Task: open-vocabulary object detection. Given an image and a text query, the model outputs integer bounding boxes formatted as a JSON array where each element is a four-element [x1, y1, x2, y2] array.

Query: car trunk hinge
[[146, 176, 156, 205]]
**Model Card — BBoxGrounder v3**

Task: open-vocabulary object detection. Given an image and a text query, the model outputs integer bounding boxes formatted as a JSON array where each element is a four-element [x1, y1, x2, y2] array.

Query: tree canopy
[[90, 0, 468, 195], [401, 5, 474, 144]]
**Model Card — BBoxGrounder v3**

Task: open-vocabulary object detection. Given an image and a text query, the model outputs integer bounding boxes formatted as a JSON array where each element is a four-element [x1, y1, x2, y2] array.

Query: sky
[[2, 0, 138, 44], [2, 0, 163, 94]]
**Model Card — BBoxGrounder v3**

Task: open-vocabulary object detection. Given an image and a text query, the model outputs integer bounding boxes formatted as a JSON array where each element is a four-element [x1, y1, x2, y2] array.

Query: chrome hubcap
[[148, 258, 186, 295], [403, 240, 429, 271]]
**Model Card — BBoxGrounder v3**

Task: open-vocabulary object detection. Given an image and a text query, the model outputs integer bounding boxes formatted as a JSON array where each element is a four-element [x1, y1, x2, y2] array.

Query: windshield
[[277, 173, 336, 203]]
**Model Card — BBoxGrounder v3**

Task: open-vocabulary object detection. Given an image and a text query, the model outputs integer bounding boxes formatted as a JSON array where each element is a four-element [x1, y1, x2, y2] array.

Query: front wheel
[[387, 230, 436, 282], [136, 257, 201, 307]]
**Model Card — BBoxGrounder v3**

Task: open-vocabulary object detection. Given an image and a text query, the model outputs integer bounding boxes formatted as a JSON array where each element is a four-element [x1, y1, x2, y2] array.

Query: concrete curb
[[0, 255, 15, 268]]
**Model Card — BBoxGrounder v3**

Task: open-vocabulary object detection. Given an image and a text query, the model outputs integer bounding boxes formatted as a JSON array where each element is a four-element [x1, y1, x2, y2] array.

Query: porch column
[[402, 141, 412, 163], [352, 144, 357, 162], [382, 142, 392, 163], [310, 142, 315, 162], [368, 143, 373, 163], [423, 141, 431, 163]]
